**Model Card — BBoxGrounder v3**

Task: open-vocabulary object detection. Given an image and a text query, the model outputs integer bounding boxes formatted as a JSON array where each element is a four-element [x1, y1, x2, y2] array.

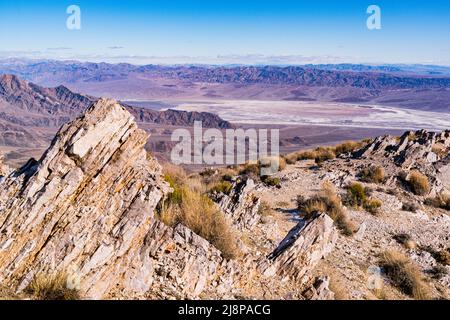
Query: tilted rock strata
[[0, 99, 172, 298], [260, 213, 338, 284], [213, 178, 261, 230]]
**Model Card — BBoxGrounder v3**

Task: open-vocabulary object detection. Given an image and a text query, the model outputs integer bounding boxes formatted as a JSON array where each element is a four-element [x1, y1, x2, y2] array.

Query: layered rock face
[[260, 213, 337, 284], [213, 178, 261, 230], [0, 98, 172, 298]]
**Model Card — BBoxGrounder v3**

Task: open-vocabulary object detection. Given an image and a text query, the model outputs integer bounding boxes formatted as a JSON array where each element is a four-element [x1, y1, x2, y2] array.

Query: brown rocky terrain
[[0, 74, 232, 147], [0, 97, 448, 300]]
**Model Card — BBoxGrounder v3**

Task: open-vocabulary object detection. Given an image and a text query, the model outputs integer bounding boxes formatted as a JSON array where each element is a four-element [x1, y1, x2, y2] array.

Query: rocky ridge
[[0, 98, 336, 299]]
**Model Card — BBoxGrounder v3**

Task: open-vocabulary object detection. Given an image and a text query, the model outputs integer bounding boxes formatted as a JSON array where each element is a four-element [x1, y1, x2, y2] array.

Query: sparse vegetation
[[380, 249, 433, 300], [261, 175, 281, 187], [334, 141, 363, 156], [429, 265, 448, 280], [258, 200, 272, 217], [393, 233, 417, 250], [435, 249, 450, 266], [360, 165, 385, 184], [402, 201, 419, 212], [363, 198, 382, 214], [209, 181, 233, 195], [408, 171, 430, 196], [425, 192, 450, 210], [297, 182, 357, 236], [284, 139, 367, 166], [25, 272, 80, 300], [345, 182, 383, 214], [345, 182, 367, 207], [160, 166, 240, 259]]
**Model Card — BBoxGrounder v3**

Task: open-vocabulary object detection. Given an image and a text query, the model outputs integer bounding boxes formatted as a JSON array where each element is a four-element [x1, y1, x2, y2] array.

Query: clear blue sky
[[1, 0, 450, 65]]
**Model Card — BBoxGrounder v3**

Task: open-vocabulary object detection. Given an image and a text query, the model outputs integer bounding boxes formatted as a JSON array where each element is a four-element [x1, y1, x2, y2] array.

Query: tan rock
[[0, 98, 171, 298]]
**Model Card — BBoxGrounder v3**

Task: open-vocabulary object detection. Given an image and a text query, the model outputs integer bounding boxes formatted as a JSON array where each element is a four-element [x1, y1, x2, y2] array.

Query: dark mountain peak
[[0, 74, 233, 130]]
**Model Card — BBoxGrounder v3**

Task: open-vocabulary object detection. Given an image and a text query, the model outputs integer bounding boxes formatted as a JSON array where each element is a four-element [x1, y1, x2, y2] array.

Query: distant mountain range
[[1, 59, 450, 112], [0, 74, 232, 148]]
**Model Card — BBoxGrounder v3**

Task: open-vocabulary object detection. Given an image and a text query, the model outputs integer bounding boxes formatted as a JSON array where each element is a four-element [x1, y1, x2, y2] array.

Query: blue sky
[[1, 0, 450, 65]]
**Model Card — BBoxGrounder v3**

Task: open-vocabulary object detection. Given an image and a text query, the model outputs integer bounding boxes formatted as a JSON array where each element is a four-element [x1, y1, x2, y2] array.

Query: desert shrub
[[209, 181, 233, 195], [258, 200, 272, 217], [26, 273, 80, 300], [221, 174, 234, 182], [296, 150, 317, 161], [261, 175, 281, 187], [425, 192, 450, 210], [435, 249, 450, 266], [238, 162, 260, 179], [402, 202, 419, 212], [346, 182, 384, 214], [408, 171, 430, 196], [313, 147, 336, 164], [160, 166, 239, 259], [364, 198, 382, 214], [380, 249, 432, 300], [360, 166, 385, 184], [284, 153, 299, 165], [161, 187, 239, 259], [429, 265, 448, 279], [199, 167, 216, 177], [334, 141, 362, 156], [297, 182, 357, 236], [294, 148, 336, 164], [345, 182, 367, 207], [296, 195, 328, 219], [393, 233, 416, 249], [278, 157, 287, 171]]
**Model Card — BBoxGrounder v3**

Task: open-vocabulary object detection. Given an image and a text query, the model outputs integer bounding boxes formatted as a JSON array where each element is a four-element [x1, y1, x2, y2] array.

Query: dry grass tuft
[[360, 166, 385, 184], [425, 192, 450, 210], [297, 181, 357, 236], [284, 139, 368, 166], [408, 171, 430, 196], [26, 272, 80, 300], [434, 250, 450, 266], [363, 198, 383, 214], [334, 141, 363, 156], [160, 166, 240, 259], [209, 181, 233, 195], [258, 200, 272, 217], [345, 182, 367, 207], [380, 249, 433, 300]]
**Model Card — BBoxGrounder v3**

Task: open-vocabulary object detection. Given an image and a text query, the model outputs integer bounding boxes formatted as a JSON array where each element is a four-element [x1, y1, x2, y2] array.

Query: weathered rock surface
[[0, 153, 10, 177], [259, 213, 337, 284], [213, 178, 261, 230], [302, 276, 335, 300], [0, 98, 173, 298]]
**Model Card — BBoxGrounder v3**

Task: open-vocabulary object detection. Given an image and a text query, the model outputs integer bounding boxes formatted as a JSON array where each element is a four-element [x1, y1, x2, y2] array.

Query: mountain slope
[[0, 74, 232, 148]]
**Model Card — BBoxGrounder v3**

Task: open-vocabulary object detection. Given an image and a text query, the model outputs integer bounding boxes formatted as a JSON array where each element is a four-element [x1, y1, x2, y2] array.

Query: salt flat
[[171, 100, 450, 131]]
